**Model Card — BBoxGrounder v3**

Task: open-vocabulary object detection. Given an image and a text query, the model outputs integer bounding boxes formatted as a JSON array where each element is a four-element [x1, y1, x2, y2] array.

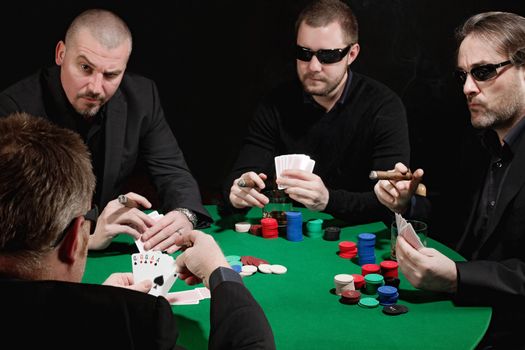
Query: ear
[[57, 217, 85, 264], [346, 43, 360, 66], [55, 41, 66, 66]]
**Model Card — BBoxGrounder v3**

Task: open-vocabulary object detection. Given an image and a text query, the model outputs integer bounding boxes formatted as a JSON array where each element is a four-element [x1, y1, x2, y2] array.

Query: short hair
[[0, 112, 95, 258], [295, 0, 358, 45], [455, 11, 525, 66], [65, 8, 133, 56]]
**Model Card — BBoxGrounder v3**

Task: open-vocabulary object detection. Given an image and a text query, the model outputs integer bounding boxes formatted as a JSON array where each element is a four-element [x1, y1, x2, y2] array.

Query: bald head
[[65, 9, 132, 56]]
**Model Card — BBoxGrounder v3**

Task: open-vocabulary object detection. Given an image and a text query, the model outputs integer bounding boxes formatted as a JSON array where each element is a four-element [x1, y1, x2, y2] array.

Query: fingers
[[122, 192, 152, 209], [236, 171, 267, 189], [230, 183, 270, 208], [128, 279, 153, 293]]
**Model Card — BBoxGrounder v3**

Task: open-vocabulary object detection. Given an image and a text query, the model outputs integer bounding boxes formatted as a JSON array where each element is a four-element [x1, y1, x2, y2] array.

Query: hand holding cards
[[391, 214, 428, 260], [132, 210, 178, 297], [275, 154, 315, 189], [132, 251, 178, 297]]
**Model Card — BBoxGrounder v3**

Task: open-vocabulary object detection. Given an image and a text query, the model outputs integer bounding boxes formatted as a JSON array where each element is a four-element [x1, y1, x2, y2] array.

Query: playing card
[[131, 251, 162, 284], [166, 289, 203, 305], [399, 222, 424, 250], [275, 154, 316, 189], [134, 211, 164, 253]]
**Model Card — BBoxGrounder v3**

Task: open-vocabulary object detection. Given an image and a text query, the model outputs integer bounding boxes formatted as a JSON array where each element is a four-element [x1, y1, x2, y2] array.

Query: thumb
[[127, 279, 152, 293]]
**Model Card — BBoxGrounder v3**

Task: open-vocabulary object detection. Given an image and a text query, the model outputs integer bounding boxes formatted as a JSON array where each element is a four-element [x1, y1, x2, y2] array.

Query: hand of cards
[[394, 213, 424, 250], [131, 251, 178, 297], [132, 210, 178, 297], [275, 154, 315, 189]]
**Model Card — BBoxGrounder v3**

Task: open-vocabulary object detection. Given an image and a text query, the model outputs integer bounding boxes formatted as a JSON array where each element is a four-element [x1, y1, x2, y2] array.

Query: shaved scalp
[[65, 8, 132, 55]]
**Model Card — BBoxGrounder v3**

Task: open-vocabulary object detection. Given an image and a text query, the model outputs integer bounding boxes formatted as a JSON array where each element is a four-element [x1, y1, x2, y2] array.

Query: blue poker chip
[[231, 264, 242, 273]]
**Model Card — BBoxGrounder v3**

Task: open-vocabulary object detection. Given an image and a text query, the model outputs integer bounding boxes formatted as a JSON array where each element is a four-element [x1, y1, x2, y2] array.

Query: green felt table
[[83, 205, 491, 349]]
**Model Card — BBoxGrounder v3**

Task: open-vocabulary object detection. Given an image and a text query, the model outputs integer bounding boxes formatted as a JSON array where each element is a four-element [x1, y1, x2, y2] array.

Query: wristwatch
[[174, 207, 198, 228]]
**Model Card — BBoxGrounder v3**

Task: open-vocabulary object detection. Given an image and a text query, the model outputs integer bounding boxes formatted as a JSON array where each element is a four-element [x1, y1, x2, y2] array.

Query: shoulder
[[350, 72, 402, 102]]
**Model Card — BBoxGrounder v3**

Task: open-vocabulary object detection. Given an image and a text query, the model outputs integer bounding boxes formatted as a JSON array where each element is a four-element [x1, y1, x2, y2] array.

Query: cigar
[[369, 170, 413, 181], [118, 194, 140, 208], [237, 177, 256, 188]]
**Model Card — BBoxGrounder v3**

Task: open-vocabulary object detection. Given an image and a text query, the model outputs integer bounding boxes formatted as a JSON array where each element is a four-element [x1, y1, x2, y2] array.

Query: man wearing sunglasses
[[0, 112, 275, 349], [374, 12, 525, 349], [0, 9, 212, 254], [223, 0, 411, 225]]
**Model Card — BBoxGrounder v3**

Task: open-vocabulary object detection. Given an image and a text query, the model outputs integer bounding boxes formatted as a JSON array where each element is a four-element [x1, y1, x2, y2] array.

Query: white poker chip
[[239, 271, 253, 277], [270, 264, 287, 274], [242, 265, 258, 274], [258, 263, 273, 274], [235, 222, 251, 232]]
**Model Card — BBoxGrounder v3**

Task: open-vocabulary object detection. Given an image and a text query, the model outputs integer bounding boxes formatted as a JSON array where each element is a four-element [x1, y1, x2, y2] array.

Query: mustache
[[78, 91, 104, 101]]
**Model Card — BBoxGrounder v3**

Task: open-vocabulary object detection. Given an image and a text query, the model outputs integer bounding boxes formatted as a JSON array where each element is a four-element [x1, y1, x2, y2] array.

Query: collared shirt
[[462, 117, 525, 258]]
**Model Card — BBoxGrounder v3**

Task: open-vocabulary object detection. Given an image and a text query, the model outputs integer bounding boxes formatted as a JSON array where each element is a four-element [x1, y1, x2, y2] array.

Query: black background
[[1, 1, 524, 207]]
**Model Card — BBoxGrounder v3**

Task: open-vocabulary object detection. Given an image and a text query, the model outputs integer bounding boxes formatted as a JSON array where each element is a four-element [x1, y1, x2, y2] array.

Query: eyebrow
[[77, 54, 124, 76]]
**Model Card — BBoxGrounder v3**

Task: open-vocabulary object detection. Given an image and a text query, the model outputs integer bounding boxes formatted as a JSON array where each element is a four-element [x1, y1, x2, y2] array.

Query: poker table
[[83, 205, 492, 349]]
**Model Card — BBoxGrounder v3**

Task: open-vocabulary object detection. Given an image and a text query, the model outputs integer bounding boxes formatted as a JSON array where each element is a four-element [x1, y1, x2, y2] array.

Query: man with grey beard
[[223, 0, 410, 226], [374, 11, 525, 349], [0, 9, 212, 253]]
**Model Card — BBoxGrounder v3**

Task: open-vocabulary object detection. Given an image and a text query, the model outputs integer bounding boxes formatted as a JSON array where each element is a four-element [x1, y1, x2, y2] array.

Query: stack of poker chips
[[361, 263, 380, 276], [306, 218, 324, 238], [226, 255, 243, 273], [338, 241, 357, 259], [363, 273, 384, 295], [357, 233, 376, 265], [285, 211, 303, 242], [323, 226, 341, 241], [339, 290, 361, 305], [261, 218, 279, 239], [380, 260, 399, 279], [352, 274, 365, 290], [377, 286, 399, 306], [334, 274, 355, 295]]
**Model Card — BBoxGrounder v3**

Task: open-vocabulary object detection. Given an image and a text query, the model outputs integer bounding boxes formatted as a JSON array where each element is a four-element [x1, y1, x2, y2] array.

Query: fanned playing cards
[[275, 154, 315, 189]]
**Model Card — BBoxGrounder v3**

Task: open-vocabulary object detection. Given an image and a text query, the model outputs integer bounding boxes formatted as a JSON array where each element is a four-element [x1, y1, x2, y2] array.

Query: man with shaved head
[[0, 9, 212, 253]]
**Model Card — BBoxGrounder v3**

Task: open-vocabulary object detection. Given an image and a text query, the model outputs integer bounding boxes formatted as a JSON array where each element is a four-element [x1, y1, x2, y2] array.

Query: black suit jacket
[[436, 127, 525, 349], [0, 279, 275, 350], [0, 67, 211, 226]]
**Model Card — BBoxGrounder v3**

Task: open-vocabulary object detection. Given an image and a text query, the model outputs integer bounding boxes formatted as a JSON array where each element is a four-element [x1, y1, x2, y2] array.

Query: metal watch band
[[174, 207, 198, 227]]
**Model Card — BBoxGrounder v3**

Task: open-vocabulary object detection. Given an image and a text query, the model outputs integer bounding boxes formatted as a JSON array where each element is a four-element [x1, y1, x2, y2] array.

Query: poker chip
[[358, 297, 379, 308], [339, 290, 361, 305], [258, 263, 273, 274], [235, 222, 251, 233], [270, 264, 288, 274], [241, 255, 269, 267], [382, 304, 409, 316], [241, 265, 257, 276]]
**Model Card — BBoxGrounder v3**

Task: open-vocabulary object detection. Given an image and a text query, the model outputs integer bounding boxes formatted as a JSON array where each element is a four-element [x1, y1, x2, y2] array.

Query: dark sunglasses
[[296, 44, 352, 64], [51, 206, 99, 248], [454, 60, 512, 85]]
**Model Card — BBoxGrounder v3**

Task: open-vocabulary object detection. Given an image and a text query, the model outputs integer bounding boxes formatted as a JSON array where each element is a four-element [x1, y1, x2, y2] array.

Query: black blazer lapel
[[479, 134, 525, 249], [101, 90, 127, 206]]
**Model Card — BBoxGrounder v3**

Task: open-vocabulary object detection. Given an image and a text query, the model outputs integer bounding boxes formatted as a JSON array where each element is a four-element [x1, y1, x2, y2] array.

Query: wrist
[[173, 207, 198, 228]]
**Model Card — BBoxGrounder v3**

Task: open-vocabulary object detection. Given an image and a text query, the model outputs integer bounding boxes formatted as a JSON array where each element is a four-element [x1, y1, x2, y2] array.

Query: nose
[[88, 73, 104, 95], [308, 55, 323, 72], [463, 73, 480, 96]]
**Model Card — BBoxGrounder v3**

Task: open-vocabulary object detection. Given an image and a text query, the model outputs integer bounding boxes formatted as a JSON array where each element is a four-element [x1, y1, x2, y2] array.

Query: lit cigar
[[368, 170, 413, 181], [237, 177, 257, 188], [118, 194, 140, 208]]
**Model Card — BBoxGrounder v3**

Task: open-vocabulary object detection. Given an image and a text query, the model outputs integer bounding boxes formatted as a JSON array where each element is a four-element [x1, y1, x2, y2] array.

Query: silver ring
[[238, 178, 246, 187]]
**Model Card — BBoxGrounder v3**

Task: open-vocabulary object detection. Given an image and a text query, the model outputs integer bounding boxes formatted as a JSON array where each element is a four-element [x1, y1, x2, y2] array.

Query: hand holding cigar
[[237, 177, 256, 188], [118, 194, 140, 208]]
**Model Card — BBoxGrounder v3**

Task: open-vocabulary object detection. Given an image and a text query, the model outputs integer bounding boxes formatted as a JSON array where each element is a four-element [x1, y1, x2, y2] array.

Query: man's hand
[[173, 230, 230, 289], [229, 171, 269, 209], [373, 162, 424, 214], [141, 210, 194, 253], [102, 272, 153, 293], [276, 169, 329, 211], [89, 192, 156, 250], [396, 236, 458, 293]]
